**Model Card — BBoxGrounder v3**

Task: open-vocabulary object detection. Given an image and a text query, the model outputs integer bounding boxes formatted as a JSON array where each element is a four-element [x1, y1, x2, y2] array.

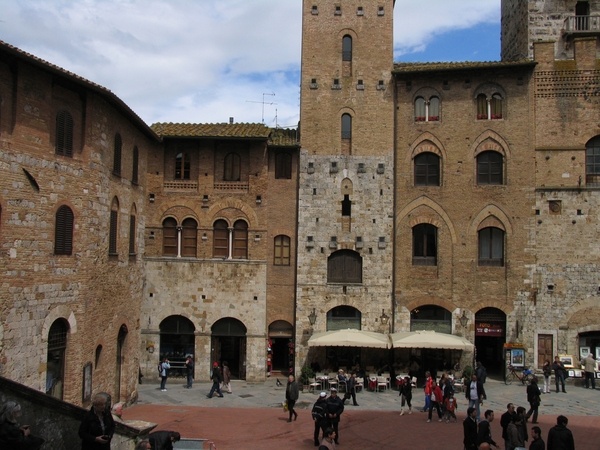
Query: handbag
[[283, 400, 288, 412]]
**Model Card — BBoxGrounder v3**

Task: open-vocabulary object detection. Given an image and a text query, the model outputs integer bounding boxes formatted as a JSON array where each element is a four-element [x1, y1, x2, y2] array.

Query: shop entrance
[[474, 307, 506, 374], [268, 320, 294, 373], [579, 331, 600, 360], [212, 318, 247, 380], [159, 315, 195, 378]]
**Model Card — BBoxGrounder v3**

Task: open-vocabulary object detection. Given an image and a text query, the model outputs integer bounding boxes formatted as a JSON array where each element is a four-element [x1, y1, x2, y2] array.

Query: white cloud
[[0, 0, 499, 127]]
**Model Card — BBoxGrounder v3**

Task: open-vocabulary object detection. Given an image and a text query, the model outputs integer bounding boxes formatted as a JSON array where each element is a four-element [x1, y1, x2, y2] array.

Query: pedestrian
[[285, 374, 299, 422], [530, 426, 545, 450], [542, 360, 552, 394], [443, 391, 457, 423], [318, 427, 337, 450], [546, 415, 574, 450], [343, 372, 359, 406], [551, 356, 566, 393], [159, 357, 170, 391], [325, 387, 343, 445], [207, 362, 224, 398], [477, 409, 500, 448], [507, 414, 525, 450], [78, 393, 115, 450], [465, 374, 485, 422], [0, 401, 45, 450], [501, 403, 516, 450], [399, 375, 412, 415], [476, 361, 488, 399], [581, 353, 597, 389], [526, 378, 541, 424], [422, 370, 433, 412], [111, 402, 124, 423], [184, 355, 194, 389], [221, 360, 232, 394], [149, 431, 181, 450], [134, 440, 151, 450], [312, 391, 328, 446], [426, 380, 443, 423], [463, 406, 478, 450], [516, 406, 529, 447]]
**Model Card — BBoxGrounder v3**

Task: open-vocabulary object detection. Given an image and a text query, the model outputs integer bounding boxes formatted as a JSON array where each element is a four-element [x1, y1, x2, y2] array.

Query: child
[[443, 392, 457, 423]]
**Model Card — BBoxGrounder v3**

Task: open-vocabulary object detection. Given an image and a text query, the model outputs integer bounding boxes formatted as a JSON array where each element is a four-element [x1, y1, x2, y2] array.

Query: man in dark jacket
[[477, 409, 499, 448], [207, 362, 224, 398], [530, 426, 545, 450], [552, 356, 567, 393], [463, 406, 478, 450], [311, 392, 328, 446], [547, 415, 574, 450], [500, 403, 516, 450], [325, 388, 344, 445], [185, 355, 194, 388], [343, 372, 359, 406], [465, 374, 485, 421], [149, 431, 180, 450]]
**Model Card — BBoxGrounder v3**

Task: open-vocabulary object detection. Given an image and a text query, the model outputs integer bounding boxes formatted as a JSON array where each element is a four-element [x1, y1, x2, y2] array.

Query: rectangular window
[[109, 210, 118, 255]]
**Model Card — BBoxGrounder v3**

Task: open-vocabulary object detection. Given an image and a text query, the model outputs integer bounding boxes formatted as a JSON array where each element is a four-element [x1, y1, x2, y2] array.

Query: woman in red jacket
[[427, 380, 444, 422]]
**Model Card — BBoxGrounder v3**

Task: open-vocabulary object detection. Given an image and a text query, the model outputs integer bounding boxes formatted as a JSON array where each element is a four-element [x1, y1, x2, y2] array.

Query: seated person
[[337, 370, 347, 382]]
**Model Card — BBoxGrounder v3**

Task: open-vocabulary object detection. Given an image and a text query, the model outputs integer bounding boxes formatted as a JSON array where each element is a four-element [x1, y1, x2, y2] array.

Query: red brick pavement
[[125, 405, 600, 450]]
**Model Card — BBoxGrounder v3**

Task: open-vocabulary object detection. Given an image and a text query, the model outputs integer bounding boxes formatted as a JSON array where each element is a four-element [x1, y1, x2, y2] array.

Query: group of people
[[158, 356, 233, 398], [311, 387, 344, 448], [413, 371, 461, 422]]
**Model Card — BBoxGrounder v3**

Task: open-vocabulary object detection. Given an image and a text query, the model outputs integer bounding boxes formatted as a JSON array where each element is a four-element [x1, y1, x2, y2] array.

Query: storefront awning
[[390, 330, 474, 351], [308, 329, 390, 349]]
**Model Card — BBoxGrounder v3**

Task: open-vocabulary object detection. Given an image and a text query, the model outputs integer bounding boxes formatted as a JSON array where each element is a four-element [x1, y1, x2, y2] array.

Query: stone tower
[[502, 0, 600, 60], [295, 0, 396, 371]]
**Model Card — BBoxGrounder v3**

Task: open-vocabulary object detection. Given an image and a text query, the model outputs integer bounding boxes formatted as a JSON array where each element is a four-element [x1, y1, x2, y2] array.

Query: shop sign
[[475, 322, 503, 336]]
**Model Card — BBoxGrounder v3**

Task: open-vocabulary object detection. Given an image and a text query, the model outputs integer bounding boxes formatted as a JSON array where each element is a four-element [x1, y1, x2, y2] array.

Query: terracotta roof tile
[[393, 60, 536, 74], [268, 128, 299, 147]]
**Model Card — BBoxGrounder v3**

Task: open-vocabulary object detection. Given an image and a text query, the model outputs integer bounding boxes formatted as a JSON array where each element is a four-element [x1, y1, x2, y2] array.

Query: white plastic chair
[[377, 376, 388, 392]]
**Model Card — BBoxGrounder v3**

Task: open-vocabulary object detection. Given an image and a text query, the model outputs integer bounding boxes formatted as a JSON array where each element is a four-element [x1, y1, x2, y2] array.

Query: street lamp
[[380, 309, 390, 326], [459, 311, 469, 328], [308, 308, 317, 326]]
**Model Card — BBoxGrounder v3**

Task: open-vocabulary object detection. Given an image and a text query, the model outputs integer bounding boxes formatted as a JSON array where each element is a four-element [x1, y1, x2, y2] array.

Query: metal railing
[[564, 15, 600, 32]]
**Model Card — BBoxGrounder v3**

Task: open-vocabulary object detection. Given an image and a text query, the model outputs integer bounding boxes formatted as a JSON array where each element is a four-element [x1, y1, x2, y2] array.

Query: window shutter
[[109, 210, 118, 255], [55, 205, 74, 255]]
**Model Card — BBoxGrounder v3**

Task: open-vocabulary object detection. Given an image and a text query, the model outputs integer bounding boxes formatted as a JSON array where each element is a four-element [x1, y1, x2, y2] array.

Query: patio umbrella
[[390, 330, 474, 351], [308, 328, 390, 349]]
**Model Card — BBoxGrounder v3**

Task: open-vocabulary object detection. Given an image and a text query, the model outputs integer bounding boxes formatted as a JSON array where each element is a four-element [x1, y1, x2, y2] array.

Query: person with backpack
[[158, 358, 170, 392], [312, 391, 328, 446], [398, 375, 413, 415]]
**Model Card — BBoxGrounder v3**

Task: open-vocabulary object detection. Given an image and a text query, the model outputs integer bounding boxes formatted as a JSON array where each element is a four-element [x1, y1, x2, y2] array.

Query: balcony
[[563, 15, 600, 35]]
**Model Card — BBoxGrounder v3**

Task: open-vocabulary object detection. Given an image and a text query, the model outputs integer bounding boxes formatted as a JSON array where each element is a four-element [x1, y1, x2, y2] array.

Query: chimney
[[229, 117, 234, 124]]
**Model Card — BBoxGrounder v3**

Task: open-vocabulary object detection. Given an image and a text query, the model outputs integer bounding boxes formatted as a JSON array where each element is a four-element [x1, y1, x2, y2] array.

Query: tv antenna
[[246, 92, 276, 124]]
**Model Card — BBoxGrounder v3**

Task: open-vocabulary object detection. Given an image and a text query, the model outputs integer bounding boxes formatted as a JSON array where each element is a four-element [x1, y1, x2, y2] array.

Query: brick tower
[[296, 0, 396, 372]]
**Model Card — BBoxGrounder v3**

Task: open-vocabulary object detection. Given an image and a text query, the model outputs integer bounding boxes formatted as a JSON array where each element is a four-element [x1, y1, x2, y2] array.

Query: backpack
[[157, 362, 163, 375]]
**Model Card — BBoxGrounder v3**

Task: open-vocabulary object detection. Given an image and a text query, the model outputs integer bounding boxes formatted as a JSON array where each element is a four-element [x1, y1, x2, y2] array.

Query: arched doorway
[[212, 318, 247, 380], [115, 324, 128, 401], [409, 305, 452, 379], [46, 318, 69, 400], [159, 316, 195, 378], [475, 307, 506, 373], [268, 320, 293, 375]]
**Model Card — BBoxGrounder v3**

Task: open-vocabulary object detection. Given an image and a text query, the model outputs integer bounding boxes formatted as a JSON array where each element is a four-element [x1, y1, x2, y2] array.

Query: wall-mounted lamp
[[201, 233, 207, 241], [379, 309, 389, 326], [149, 193, 155, 203], [203, 195, 209, 203], [308, 308, 317, 326], [256, 195, 262, 205], [459, 311, 469, 328], [146, 342, 155, 353]]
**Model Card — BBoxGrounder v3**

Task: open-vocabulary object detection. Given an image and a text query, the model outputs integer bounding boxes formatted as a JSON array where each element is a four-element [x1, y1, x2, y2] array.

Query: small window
[[109, 199, 119, 255], [113, 133, 122, 176], [477, 151, 503, 185], [412, 224, 437, 266], [341, 114, 352, 140], [327, 250, 362, 283], [162, 218, 178, 256], [224, 153, 241, 181], [132, 146, 139, 185], [274, 235, 291, 266], [175, 152, 191, 180], [181, 218, 197, 257], [429, 97, 440, 121], [232, 220, 248, 259], [55, 110, 74, 157], [342, 35, 352, 61], [477, 94, 488, 120], [478, 227, 504, 266], [54, 205, 74, 255], [213, 220, 229, 258], [275, 152, 292, 179], [414, 153, 440, 186], [128, 214, 136, 255], [491, 94, 503, 119], [585, 136, 600, 186], [414, 97, 426, 121]]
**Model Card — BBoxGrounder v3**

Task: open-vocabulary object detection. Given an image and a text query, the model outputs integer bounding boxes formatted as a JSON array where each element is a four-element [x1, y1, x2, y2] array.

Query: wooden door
[[537, 334, 553, 368]]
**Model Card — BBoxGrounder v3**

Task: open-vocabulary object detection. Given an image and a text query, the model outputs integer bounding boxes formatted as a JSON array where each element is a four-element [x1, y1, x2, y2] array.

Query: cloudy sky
[[1, 0, 500, 128]]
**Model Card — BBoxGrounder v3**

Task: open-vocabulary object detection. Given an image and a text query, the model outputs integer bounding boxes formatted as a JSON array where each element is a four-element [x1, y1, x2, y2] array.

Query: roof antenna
[[246, 93, 276, 124]]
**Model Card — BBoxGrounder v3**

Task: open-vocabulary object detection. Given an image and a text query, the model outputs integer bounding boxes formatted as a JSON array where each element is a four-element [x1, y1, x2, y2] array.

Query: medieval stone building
[[1, 0, 600, 406]]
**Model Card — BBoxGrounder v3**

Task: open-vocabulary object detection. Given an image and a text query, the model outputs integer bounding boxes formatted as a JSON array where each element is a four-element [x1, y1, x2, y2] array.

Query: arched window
[[342, 35, 352, 61], [413, 224, 437, 266], [132, 146, 139, 185], [181, 218, 197, 257], [109, 197, 119, 255], [113, 133, 122, 176], [478, 227, 504, 266], [429, 97, 440, 121], [54, 205, 74, 255], [46, 319, 69, 400], [414, 152, 440, 186], [477, 94, 488, 120], [414, 96, 440, 122], [341, 114, 352, 140], [274, 235, 290, 266], [477, 94, 503, 120], [232, 220, 248, 259], [175, 152, 190, 180], [55, 110, 73, 157], [410, 305, 451, 333], [224, 153, 241, 181], [275, 152, 292, 179], [585, 136, 600, 186], [491, 94, 503, 119], [327, 250, 362, 283], [163, 218, 178, 256], [477, 151, 503, 185], [414, 97, 426, 121], [327, 306, 361, 331], [213, 220, 229, 258], [129, 206, 137, 256]]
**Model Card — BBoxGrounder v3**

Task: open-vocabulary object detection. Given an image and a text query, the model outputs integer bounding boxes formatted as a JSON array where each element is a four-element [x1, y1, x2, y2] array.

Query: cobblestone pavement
[[125, 376, 600, 449]]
